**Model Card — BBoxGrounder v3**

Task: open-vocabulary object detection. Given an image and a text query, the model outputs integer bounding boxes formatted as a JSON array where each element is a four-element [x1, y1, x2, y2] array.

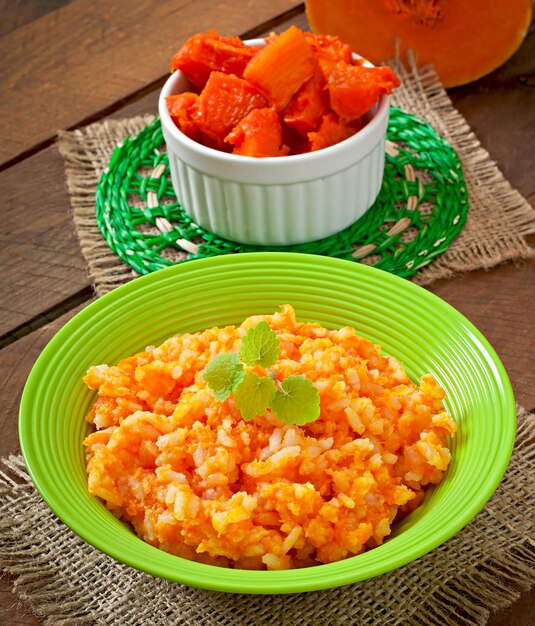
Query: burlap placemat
[[56, 57, 535, 297], [1, 406, 533, 625]]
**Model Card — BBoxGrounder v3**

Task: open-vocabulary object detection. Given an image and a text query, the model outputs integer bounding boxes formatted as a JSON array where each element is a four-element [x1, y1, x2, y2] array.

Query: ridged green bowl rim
[[19, 252, 515, 594]]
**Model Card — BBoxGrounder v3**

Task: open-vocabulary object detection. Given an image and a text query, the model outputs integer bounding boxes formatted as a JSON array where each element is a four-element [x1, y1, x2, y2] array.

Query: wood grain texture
[[0, 575, 41, 626], [1, 5, 534, 624], [0, 0, 72, 38], [0, 0, 302, 166], [449, 29, 535, 201], [488, 591, 535, 626], [0, 145, 90, 338], [0, 10, 310, 341]]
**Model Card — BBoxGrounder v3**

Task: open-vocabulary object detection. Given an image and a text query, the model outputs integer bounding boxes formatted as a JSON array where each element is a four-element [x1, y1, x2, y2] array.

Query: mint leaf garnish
[[234, 372, 277, 421], [204, 320, 322, 426], [204, 353, 245, 401], [271, 375, 320, 425], [239, 320, 280, 368]]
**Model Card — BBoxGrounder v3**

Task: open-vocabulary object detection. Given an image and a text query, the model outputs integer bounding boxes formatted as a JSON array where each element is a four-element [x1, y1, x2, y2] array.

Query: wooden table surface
[[1, 2, 533, 624]]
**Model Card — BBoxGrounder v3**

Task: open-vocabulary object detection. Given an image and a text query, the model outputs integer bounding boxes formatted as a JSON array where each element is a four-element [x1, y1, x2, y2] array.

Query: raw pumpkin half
[[306, 0, 532, 87]]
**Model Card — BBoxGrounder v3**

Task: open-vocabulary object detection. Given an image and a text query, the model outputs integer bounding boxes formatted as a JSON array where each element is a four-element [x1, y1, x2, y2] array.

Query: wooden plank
[[449, 31, 535, 201], [0, 576, 41, 626], [0, 0, 302, 166], [0, 0, 72, 38], [0, 145, 91, 337], [489, 591, 535, 626], [0, 10, 310, 340]]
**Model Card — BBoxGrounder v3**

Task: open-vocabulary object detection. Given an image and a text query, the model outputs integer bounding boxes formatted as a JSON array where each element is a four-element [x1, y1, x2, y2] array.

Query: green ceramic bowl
[[19, 253, 515, 594]]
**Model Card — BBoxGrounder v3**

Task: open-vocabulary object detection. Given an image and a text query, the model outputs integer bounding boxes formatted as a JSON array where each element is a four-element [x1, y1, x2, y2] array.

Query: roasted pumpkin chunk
[[304, 33, 354, 79], [243, 25, 316, 111], [197, 72, 269, 146], [171, 29, 261, 89], [166, 93, 201, 141], [308, 113, 363, 151], [328, 64, 400, 120], [226, 108, 290, 157], [283, 65, 329, 135]]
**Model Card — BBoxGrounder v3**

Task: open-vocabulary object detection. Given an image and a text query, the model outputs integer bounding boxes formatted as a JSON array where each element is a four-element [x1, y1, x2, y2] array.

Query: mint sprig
[[203, 322, 320, 425]]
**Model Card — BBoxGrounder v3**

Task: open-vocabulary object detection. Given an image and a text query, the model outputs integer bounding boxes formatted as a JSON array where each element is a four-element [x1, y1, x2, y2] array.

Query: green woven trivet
[[96, 108, 468, 277]]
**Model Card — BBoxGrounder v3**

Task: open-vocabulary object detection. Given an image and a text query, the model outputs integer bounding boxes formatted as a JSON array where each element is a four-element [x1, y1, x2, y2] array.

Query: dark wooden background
[[1, 2, 533, 624]]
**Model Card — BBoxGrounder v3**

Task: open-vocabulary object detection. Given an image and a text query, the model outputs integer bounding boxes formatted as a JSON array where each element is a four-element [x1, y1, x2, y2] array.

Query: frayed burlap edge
[[57, 60, 535, 297], [1, 407, 534, 626]]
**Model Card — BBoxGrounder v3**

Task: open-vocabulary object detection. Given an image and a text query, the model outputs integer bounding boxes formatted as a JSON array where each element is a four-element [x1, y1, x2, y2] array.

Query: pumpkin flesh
[[306, 0, 532, 87]]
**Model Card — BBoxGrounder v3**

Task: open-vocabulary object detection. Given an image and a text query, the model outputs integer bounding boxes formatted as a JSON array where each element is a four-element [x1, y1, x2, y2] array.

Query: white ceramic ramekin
[[159, 39, 390, 246]]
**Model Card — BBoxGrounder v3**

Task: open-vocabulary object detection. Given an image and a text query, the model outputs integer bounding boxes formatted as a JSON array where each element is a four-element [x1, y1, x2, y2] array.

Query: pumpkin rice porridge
[[83, 305, 456, 570]]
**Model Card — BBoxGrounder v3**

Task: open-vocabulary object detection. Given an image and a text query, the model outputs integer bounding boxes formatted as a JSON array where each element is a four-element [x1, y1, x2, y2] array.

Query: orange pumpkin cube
[[226, 108, 290, 157], [243, 26, 316, 111], [197, 72, 269, 147], [327, 64, 400, 121], [304, 33, 354, 79], [171, 29, 261, 89], [166, 26, 401, 156], [166, 93, 201, 141], [308, 113, 359, 151], [283, 65, 329, 136]]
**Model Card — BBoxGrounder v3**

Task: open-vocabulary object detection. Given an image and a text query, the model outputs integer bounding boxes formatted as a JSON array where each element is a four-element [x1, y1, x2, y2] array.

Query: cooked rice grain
[[83, 305, 456, 570]]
